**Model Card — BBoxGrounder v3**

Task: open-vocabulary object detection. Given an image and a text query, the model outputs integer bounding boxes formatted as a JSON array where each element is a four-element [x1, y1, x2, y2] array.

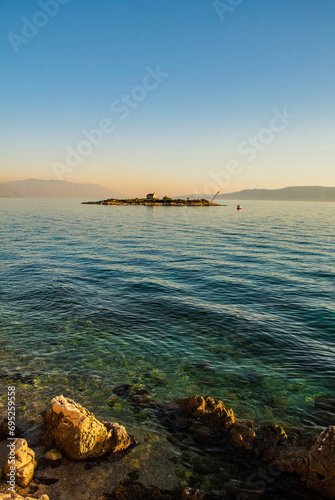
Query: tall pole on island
[[210, 191, 219, 203]]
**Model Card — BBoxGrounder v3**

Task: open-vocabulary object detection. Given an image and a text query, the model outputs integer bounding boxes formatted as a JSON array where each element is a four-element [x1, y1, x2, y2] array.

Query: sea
[[0, 198, 334, 498]]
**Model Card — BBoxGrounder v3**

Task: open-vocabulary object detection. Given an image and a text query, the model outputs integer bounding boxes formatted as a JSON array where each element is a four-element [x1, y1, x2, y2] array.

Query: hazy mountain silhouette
[[217, 186, 335, 202], [182, 186, 335, 202], [0, 179, 123, 199]]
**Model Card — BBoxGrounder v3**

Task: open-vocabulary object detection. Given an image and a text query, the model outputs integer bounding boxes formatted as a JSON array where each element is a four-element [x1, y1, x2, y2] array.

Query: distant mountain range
[[184, 186, 335, 202], [2, 181, 334, 202], [0, 179, 123, 199], [217, 186, 335, 202]]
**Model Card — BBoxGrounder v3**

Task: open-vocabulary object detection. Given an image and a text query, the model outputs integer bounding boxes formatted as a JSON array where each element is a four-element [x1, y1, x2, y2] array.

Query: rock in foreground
[[4, 438, 37, 487], [307, 425, 335, 499], [43, 395, 136, 460]]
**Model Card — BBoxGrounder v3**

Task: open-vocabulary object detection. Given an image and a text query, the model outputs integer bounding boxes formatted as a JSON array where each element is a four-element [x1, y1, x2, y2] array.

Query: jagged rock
[[4, 438, 37, 487], [43, 395, 137, 460], [254, 424, 288, 461], [175, 396, 235, 429], [182, 487, 206, 499], [230, 419, 258, 450], [307, 425, 335, 499], [229, 416, 305, 475], [0, 495, 49, 500], [176, 396, 287, 458], [45, 448, 62, 460]]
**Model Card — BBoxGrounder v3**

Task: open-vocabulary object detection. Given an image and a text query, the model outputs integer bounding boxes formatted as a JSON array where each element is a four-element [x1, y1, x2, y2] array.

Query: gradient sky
[[1, 0, 335, 196]]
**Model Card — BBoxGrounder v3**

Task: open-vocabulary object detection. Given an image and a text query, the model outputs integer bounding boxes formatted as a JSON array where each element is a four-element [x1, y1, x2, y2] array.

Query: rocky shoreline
[[0, 392, 334, 500]]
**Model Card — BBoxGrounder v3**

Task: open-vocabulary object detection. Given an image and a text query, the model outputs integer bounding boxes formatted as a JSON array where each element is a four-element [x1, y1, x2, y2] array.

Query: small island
[[82, 192, 220, 206]]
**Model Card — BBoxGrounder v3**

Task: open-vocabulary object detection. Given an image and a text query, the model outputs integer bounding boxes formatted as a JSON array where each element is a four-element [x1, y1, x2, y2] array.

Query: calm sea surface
[[1, 198, 334, 497]]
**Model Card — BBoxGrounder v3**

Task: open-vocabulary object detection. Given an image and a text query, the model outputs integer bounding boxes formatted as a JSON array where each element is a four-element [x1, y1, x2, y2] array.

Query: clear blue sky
[[1, 0, 334, 196]]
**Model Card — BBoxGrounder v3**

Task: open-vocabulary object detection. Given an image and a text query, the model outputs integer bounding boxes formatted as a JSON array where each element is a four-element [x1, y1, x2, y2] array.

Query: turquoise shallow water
[[0, 198, 334, 496]]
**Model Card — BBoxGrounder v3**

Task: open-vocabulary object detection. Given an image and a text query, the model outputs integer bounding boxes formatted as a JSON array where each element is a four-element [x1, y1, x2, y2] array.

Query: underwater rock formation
[[175, 395, 289, 457], [175, 395, 335, 499]]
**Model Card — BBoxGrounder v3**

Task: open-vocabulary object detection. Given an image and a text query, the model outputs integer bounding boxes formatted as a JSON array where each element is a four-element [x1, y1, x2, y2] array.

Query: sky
[[1, 0, 335, 197]]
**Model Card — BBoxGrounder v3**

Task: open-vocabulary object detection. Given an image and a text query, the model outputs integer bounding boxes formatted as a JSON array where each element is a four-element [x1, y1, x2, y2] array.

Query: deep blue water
[[0, 198, 334, 496]]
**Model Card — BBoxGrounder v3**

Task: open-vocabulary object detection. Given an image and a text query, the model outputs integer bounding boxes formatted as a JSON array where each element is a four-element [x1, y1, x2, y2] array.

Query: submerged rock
[[112, 481, 177, 499], [43, 395, 137, 460], [113, 384, 158, 411], [307, 425, 335, 499], [111, 482, 219, 500], [3, 438, 37, 487]]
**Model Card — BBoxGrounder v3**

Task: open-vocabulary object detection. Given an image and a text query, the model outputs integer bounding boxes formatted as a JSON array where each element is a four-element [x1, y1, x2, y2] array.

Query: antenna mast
[[210, 191, 219, 203]]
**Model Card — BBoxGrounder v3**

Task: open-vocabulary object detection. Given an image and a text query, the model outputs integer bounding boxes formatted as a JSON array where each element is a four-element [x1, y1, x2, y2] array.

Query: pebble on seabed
[[45, 449, 63, 461]]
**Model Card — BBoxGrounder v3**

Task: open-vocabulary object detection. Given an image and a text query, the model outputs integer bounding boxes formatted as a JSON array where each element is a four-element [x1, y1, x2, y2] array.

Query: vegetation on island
[[82, 196, 220, 206]]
